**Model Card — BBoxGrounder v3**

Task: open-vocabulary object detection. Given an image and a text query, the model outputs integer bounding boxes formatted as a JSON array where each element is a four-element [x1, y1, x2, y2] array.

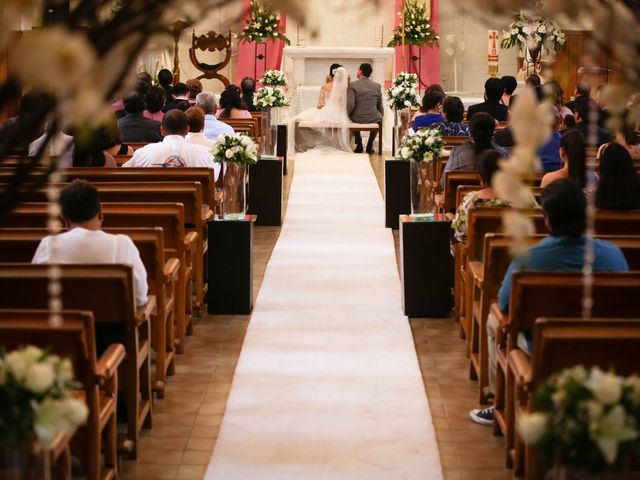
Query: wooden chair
[[491, 271, 640, 467], [0, 264, 155, 459], [509, 318, 640, 479], [4, 202, 196, 355], [0, 309, 125, 480], [189, 30, 232, 86], [0, 226, 179, 399], [349, 122, 383, 155]]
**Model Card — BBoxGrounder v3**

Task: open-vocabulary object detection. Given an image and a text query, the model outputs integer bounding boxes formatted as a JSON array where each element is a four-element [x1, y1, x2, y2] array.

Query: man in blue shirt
[[195, 91, 234, 140], [470, 179, 628, 426], [538, 107, 562, 173]]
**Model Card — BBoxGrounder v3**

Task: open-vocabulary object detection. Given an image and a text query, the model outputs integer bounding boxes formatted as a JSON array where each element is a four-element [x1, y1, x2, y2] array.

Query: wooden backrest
[[482, 234, 640, 308], [531, 318, 640, 391], [443, 136, 470, 147], [220, 118, 259, 138], [507, 271, 640, 350], [455, 185, 543, 211], [594, 209, 640, 235], [0, 264, 137, 326], [3, 203, 185, 253], [444, 171, 482, 213], [0, 310, 98, 384], [466, 207, 548, 262], [0, 227, 166, 294]]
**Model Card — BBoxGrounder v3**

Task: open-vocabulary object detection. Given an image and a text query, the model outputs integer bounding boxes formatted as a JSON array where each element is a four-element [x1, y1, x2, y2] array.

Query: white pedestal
[[283, 46, 395, 87]]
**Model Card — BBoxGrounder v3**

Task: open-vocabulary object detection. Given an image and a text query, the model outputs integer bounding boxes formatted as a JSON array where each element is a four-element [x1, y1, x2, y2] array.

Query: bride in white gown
[[289, 66, 352, 154]]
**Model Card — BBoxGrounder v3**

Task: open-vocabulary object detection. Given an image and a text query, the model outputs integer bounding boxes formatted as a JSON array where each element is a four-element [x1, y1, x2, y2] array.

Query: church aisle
[[205, 152, 442, 479]]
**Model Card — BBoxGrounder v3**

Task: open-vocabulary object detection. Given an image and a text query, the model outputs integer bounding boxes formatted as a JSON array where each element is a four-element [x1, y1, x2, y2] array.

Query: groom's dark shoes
[[354, 145, 364, 153]]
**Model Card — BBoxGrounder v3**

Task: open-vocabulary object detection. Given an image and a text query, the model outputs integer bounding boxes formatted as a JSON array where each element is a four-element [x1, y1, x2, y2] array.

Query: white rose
[[225, 149, 234, 159], [518, 412, 548, 444], [400, 147, 411, 159], [404, 100, 412, 107], [423, 151, 433, 162], [587, 368, 623, 405], [5, 346, 43, 382], [511, 28, 518, 35], [63, 397, 89, 425], [25, 362, 56, 393], [425, 136, 435, 145], [517, 34, 525, 42]]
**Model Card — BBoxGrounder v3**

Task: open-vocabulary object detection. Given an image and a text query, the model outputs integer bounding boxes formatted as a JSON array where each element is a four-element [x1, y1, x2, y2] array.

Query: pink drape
[[393, 0, 440, 88], [234, 0, 287, 85]]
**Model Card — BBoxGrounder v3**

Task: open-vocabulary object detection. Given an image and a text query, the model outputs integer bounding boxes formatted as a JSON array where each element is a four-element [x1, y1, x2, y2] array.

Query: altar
[[283, 46, 395, 87]]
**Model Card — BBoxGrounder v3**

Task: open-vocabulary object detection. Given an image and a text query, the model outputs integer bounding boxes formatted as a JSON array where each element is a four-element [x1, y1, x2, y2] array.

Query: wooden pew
[[457, 208, 548, 347], [3, 202, 196, 355], [455, 185, 543, 212], [509, 317, 640, 479], [0, 264, 155, 459], [469, 233, 640, 405], [443, 171, 482, 214], [220, 117, 260, 138], [2, 181, 211, 312], [0, 310, 125, 480], [0, 227, 179, 398], [491, 271, 640, 466]]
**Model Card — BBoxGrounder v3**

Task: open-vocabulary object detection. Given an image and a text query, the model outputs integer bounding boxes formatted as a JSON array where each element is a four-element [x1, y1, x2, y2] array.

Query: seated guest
[[494, 96, 519, 148], [595, 142, 640, 210], [123, 109, 220, 179], [545, 80, 572, 119], [241, 77, 257, 112], [560, 113, 575, 133], [597, 112, 640, 162], [32, 179, 148, 307], [574, 98, 612, 147], [195, 91, 234, 139], [113, 78, 151, 119], [412, 84, 446, 120], [185, 107, 215, 148], [469, 178, 628, 425], [29, 129, 74, 168], [216, 85, 253, 119], [468, 78, 509, 122], [70, 126, 118, 168], [500, 76, 517, 106], [143, 86, 166, 122], [451, 150, 537, 241], [118, 91, 162, 143], [413, 91, 445, 130], [538, 106, 562, 173], [162, 82, 190, 112], [0, 91, 55, 153], [525, 74, 541, 88], [186, 79, 203, 105], [565, 81, 591, 113], [158, 68, 174, 103], [433, 96, 470, 136], [541, 130, 597, 190], [439, 112, 509, 188]]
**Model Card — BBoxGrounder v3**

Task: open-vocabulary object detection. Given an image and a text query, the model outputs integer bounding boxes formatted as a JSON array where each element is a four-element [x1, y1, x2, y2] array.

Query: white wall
[[438, 0, 518, 94]]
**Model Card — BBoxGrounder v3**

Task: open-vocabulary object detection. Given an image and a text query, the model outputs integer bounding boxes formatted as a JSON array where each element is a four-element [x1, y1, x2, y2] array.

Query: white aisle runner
[[205, 153, 442, 479]]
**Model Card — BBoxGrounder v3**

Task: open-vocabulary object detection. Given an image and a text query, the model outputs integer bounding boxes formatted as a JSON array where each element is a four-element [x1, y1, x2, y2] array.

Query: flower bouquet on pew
[[211, 134, 258, 219], [386, 72, 421, 111], [255, 86, 290, 110], [0, 345, 88, 449], [519, 366, 640, 475]]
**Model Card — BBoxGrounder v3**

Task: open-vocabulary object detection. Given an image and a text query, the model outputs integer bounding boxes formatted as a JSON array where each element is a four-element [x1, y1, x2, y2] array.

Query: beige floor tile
[[175, 465, 208, 480], [185, 437, 217, 451], [180, 450, 213, 466]]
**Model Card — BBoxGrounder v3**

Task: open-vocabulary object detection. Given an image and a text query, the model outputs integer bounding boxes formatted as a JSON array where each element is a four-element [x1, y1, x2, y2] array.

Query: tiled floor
[[120, 154, 510, 480]]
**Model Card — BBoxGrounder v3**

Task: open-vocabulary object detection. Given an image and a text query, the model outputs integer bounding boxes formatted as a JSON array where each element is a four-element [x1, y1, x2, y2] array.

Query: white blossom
[[587, 368, 623, 405], [591, 405, 638, 464], [518, 412, 548, 444], [5, 345, 43, 382], [24, 362, 56, 394]]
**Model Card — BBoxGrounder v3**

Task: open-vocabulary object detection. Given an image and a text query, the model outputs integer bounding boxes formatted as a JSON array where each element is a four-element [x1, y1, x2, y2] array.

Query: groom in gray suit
[[347, 63, 384, 154]]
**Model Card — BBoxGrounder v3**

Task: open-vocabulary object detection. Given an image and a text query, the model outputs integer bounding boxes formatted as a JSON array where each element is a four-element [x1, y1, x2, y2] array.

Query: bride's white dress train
[[289, 66, 353, 154]]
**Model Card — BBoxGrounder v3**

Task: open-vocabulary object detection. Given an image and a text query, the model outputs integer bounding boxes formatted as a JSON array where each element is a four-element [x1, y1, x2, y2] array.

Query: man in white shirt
[[123, 109, 221, 180], [184, 106, 216, 148], [195, 91, 234, 140], [32, 179, 148, 307]]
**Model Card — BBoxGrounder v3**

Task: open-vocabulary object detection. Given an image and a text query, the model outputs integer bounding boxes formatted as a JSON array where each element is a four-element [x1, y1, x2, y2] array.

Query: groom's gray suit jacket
[[347, 77, 384, 124]]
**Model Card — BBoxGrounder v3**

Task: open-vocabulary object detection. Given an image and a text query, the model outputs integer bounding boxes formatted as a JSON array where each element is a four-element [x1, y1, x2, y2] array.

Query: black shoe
[[366, 147, 375, 154], [354, 145, 363, 153]]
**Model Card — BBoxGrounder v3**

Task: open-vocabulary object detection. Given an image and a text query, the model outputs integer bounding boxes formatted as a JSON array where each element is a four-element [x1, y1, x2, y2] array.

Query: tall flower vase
[[410, 160, 436, 219], [525, 43, 542, 76], [222, 162, 247, 220], [260, 107, 277, 157], [393, 108, 412, 156]]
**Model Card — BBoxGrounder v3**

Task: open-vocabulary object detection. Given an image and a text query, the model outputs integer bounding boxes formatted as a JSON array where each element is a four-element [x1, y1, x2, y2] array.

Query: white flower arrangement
[[500, 12, 565, 52], [211, 133, 258, 165], [388, 0, 439, 47], [254, 86, 289, 110], [518, 366, 640, 473], [260, 69, 287, 87], [238, 0, 290, 45], [397, 128, 445, 163], [387, 72, 421, 110], [0, 345, 88, 449]]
